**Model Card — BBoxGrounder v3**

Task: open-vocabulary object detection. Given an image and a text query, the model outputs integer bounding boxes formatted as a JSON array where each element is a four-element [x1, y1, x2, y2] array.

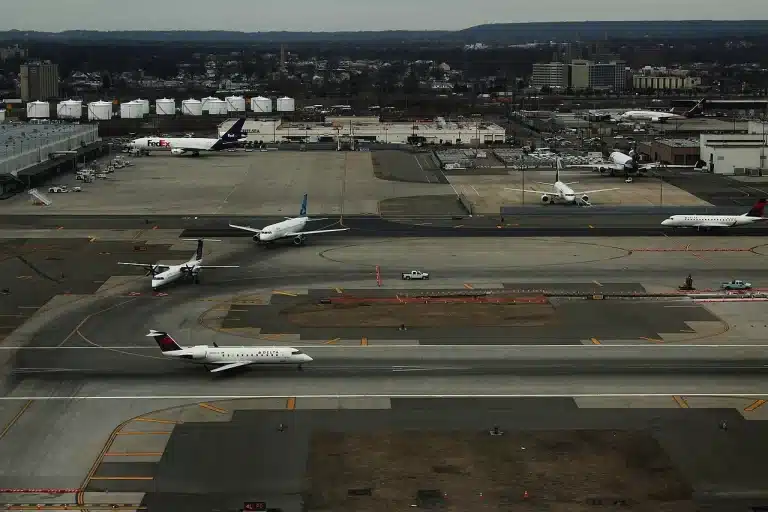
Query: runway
[[3, 212, 768, 237]]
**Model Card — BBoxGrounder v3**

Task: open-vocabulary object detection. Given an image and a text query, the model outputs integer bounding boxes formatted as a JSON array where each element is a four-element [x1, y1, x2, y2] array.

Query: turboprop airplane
[[130, 118, 246, 156], [229, 193, 349, 246], [660, 199, 768, 230], [147, 330, 313, 373], [506, 158, 619, 206], [118, 239, 239, 289]]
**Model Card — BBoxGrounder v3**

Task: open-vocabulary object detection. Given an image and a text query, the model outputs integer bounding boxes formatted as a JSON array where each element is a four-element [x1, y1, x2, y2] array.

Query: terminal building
[[219, 117, 507, 146]]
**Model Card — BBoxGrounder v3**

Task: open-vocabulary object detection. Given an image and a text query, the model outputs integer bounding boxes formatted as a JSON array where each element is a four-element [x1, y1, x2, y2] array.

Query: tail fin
[[555, 158, 562, 183], [686, 98, 705, 117], [299, 193, 308, 217], [743, 198, 767, 218], [212, 118, 246, 149], [147, 330, 183, 352], [193, 239, 203, 261]]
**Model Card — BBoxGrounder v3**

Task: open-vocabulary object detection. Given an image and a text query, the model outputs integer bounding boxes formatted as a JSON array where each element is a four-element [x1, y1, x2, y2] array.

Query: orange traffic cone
[[523, 490, 529, 499]]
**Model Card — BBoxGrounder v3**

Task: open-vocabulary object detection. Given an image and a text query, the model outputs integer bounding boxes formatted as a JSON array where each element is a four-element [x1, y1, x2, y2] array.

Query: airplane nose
[[661, 220, 671, 226], [302, 354, 313, 362]]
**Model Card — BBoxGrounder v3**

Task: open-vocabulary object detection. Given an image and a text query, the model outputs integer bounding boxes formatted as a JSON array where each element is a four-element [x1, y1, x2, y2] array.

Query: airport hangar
[[218, 116, 508, 145]]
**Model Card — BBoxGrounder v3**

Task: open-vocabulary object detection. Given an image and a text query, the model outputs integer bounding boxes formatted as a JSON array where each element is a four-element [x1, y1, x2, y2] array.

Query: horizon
[[5, 0, 768, 32]]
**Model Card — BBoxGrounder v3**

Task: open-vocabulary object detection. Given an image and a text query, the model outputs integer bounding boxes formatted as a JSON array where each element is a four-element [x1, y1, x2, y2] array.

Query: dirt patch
[[305, 430, 694, 512], [280, 302, 555, 327]]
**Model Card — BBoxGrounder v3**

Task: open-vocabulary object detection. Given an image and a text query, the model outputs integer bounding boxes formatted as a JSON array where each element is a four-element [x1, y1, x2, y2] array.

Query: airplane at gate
[[130, 118, 246, 156], [615, 99, 705, 123], [506, 158, 618, 207], [660, 199, 768, 230], [147, 330, 313, 373], [568, 149, 703, 177], [229, 193, 349, 246]]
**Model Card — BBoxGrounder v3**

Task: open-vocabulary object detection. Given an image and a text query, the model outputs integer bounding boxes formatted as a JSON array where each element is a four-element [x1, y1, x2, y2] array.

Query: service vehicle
[[402, 270, 430, 280], [721, 279, 752, 290]]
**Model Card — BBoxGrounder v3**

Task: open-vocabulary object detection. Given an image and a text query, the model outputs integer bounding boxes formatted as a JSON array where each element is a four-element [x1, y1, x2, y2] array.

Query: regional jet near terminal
[[229, 193, 349, 246], [506, 158, 619, 206], [661, 199, 767, 230], [130, 117, 246, 156], [148, 330, 313, 373], [118, 239, 239, 289]]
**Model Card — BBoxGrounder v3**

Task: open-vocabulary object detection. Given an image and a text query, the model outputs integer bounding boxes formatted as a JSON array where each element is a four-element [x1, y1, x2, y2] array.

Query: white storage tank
[[207, 99, 227, 115], [57, 99, 83, 119], [27, 101, 50, 119], [155, 98, 175, 116], [88, 101, 112, 121], [251, 96, 272, 113], [276, 96, 295, 112], [136, 99, 150, 116], [225, 95, 246, 112], [120, 100, 143, 119], [181, 99, 203, 116], [201, 96, 219, 112]]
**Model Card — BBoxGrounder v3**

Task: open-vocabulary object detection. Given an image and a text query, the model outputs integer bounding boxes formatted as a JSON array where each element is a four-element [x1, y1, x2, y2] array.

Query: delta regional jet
[[148, 330, 313, 373], [506, 158, 618, 207], [661, 199, 767, 230], [118, 239, 239, 289], [229, 193, 349, 246], [130, 118, 246, 156]]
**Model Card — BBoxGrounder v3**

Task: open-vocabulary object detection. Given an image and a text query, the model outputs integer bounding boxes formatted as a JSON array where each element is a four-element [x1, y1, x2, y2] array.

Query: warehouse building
[[219, 117, 507, 145], [699, 133, 767, 175], [636, 138, 700, 166]]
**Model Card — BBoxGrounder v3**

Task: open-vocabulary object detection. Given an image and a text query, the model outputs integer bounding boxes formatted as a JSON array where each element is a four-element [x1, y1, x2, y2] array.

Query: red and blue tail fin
[[744, 198, 767, 218], [147, 330, 182, 352]]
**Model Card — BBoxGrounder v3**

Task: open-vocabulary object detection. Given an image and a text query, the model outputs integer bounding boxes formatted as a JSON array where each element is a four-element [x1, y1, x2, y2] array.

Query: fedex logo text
[[147, 139, 171, 148]]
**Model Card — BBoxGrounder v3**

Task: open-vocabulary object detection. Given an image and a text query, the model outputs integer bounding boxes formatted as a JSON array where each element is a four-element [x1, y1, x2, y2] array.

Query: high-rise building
[[531, 62, 568, 90], [568, 59, 626, 92], [20, 61, 59, 101]]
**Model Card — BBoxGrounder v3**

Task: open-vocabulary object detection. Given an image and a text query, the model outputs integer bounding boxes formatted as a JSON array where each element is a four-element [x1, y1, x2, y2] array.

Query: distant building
[[20, 61, 59, 101], [699, 133, 768, 175], [633, 75, 702, 90], [531, 63, 568, 90], [569, 60, 626, 92]]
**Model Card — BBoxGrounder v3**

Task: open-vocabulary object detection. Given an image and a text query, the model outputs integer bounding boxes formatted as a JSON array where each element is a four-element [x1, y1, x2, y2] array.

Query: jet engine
[[179, 346, 207, 360], [171, 148, 185, 155], [581, 195, 590, 204], [541, 195, 552, 204], [252, 234, 261, 242], [293, 235, 306, 246]]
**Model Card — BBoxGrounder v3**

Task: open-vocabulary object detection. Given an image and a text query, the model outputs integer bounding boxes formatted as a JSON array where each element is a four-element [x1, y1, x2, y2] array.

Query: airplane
[[147, 330, 313, 373], [129, 117, 246, 156], [118, 239, 239, 289], [660, 198, 767, 230], [614, 99, 704, 123], [506, 157, 619, 207], [229, 193, 349, 246], [568, 148, 705, 178]]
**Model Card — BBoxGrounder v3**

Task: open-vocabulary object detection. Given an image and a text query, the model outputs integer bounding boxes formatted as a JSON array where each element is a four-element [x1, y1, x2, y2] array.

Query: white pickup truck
[[402, 270, 429, 280]]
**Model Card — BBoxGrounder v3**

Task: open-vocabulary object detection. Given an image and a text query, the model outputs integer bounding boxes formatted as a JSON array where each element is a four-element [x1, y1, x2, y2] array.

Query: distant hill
[[1, 20, 767, 44]]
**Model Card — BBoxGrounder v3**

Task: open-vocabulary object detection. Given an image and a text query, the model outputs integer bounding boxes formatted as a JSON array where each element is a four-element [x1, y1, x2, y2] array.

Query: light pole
[[521, 154, 526, 206]]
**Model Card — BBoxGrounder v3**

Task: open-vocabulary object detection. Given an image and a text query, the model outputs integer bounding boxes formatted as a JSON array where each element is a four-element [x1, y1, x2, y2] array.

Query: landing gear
[[298, 364, 304, 371]]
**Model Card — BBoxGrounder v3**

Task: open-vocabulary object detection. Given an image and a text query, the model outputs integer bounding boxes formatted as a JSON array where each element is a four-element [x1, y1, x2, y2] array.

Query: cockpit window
[[292, 349, 303, 354]]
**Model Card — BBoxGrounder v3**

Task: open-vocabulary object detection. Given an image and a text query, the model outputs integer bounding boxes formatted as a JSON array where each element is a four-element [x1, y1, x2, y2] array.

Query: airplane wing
[[196, 265, 240, 269], [506, 188, 558, 197], [287, 228, 350, 236], [209, 361, 252, 373], [577, 188, 620, 195], [117, 262, 155, 269], [229, 223, 262, 234], [566, 163, 624, 171], [693, 222, 735, 228]]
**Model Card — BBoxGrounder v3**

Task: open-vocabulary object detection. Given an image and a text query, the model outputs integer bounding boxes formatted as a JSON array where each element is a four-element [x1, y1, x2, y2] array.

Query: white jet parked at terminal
[[661, 198, 768, 230], [118, 239, 239, 289], [229, 193, 349, 246], [147, 330, 313, 373], [129, 118, 246, 156], [506, 158, 619, 206], [569, 149, 706, 177]]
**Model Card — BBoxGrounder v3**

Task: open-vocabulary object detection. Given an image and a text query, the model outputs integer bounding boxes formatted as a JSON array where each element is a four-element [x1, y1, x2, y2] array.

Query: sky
[[5, 0, 768, 32]]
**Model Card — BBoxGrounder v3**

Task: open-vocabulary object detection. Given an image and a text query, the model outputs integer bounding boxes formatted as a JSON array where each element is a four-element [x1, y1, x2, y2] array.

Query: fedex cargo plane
[[130, 118, 246, 156]]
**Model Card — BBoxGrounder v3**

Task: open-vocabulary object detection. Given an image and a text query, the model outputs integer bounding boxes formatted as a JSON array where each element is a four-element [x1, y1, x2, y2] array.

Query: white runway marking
[[0, 393, 766, 401]]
